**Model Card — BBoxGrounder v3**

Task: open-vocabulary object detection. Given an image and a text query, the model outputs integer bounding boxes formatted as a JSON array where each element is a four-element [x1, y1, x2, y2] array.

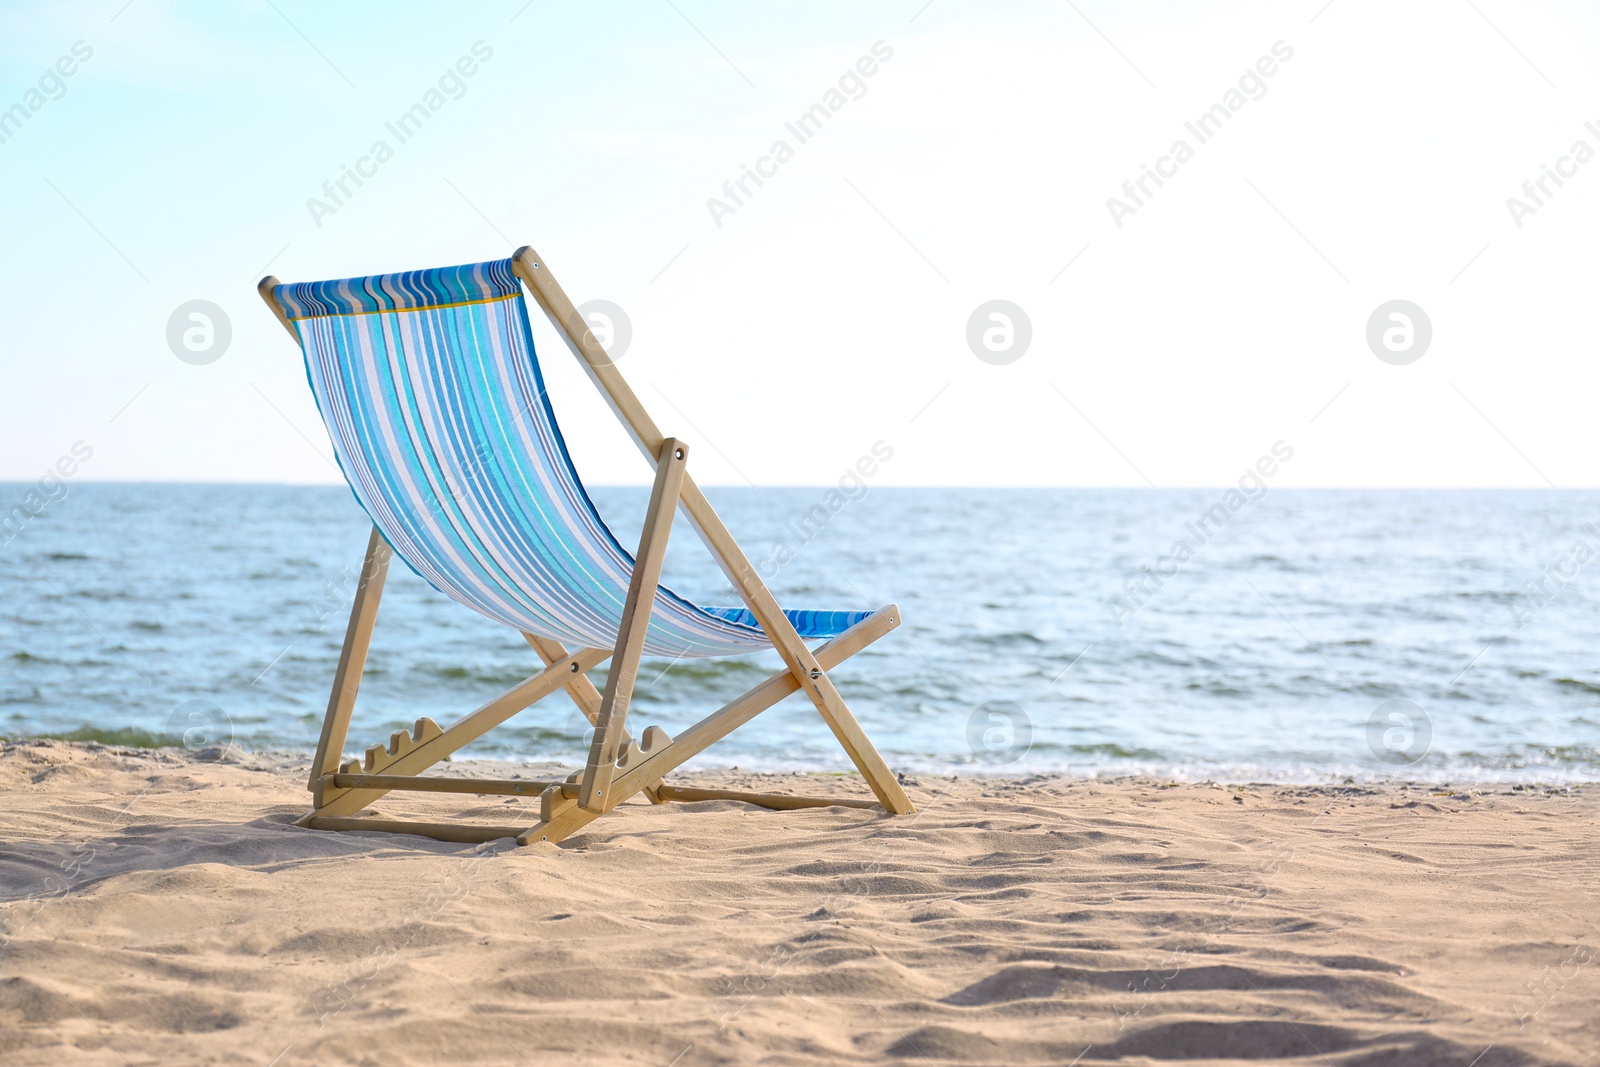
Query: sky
[[2, 0, 1599, 488]]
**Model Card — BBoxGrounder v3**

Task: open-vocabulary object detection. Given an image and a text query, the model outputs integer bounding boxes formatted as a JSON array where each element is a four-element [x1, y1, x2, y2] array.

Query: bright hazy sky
[[3, 0, 1598, 487]]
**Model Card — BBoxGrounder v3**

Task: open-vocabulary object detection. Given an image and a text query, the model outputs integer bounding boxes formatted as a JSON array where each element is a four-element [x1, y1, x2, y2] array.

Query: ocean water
[[2, 483, 1598, 784]]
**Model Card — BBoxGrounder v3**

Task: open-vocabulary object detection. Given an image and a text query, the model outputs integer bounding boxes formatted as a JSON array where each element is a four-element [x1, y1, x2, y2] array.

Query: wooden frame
[[256, 245, 913, 845]]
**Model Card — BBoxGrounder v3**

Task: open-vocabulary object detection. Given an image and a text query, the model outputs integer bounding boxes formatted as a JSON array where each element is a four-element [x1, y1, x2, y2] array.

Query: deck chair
[[257, 248, 913, 845]]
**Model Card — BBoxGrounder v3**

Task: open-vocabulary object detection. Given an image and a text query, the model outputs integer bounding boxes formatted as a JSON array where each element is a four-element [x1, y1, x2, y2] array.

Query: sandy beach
[[0, 740, 1593, 1065]]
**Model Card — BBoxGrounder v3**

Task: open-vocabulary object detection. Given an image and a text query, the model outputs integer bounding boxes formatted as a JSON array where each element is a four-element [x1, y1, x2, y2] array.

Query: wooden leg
[[307, 526, 391, 791], [520, 605, 901, 844], [579, 439, 688, 812], [678, 482, 914, 814]]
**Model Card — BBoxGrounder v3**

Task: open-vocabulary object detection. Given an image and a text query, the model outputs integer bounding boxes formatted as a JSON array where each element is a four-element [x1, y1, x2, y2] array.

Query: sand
[[0, 740, 1596, 1066]]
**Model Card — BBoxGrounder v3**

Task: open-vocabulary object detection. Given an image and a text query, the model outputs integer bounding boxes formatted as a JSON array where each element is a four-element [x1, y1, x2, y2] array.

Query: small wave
[[877, 683, 960, 701], [56, 589, 133, 603], [475, 724, 584, 747], [1553, 677, 1600, 694], [973, 632, 1048, 648], [45, 552, 89, 561], [29, 726, 179, 748], [1063, 742, 1167, 760], [1130, 651, 1192, 668], [648, 659, 770, 683], [419, 665, 536, 686], [1184, 681, 1251, 696], [1454, 745, 1600, 770]]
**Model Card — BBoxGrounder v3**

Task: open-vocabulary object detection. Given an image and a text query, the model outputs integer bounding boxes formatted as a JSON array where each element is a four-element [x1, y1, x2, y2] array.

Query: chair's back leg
[[579, 439, 689, 812], [512, 249, 912, 815], [675, 480, 915, 814], [308, 525, 391, 791]]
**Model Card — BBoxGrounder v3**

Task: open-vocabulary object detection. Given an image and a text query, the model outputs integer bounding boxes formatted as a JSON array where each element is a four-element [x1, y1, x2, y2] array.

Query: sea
[[3, 483, 1598, 785]]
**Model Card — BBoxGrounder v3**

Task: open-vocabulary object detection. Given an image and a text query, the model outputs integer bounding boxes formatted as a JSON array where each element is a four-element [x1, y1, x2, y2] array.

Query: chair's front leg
[[579, 438, 689, 812]]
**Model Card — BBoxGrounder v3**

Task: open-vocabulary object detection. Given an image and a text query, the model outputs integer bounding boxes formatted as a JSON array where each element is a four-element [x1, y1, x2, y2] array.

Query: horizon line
[[1, 479, 1594, 492]]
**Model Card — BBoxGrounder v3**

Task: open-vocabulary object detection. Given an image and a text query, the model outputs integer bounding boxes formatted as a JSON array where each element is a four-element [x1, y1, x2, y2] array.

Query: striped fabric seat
[[274, 258, 872, 658]]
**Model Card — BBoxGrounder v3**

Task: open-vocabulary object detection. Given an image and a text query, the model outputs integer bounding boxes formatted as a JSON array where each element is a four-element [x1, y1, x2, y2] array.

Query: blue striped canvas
[[275, 257, 873, 658]]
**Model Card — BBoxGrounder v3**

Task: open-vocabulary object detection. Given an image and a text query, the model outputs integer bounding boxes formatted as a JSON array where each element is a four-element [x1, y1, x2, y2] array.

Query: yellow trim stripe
[[285, 291, 520, 322]]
